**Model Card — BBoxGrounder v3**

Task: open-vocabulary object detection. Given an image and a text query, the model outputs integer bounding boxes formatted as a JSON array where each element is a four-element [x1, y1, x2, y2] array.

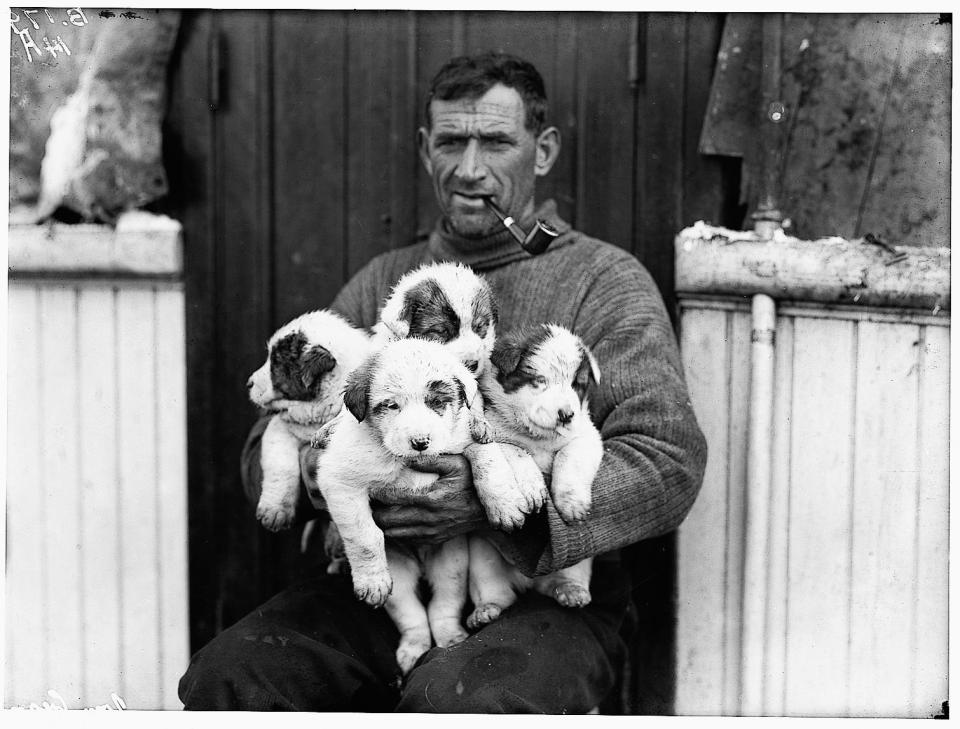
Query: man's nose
[[246, 377, 255, 390], [557, 407, 574, 426], [455, 139, 486, 181]]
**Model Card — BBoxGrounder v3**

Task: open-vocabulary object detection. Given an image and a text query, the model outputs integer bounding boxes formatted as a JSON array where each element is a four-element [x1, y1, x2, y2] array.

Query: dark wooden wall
[[159, 10, 737, 713]]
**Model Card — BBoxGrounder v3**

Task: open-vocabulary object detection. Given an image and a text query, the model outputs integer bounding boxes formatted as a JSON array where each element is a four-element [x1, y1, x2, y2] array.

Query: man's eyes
[[435, 136, 513, 150]]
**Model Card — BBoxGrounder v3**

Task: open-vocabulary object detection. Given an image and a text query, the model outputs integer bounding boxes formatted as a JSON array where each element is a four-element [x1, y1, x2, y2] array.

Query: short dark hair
[[425, 52, 548, 134]]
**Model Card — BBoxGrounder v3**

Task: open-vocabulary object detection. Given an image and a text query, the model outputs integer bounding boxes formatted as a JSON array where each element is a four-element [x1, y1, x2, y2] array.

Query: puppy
[[468, 323, 604, 628], [374, 261, 498, 375], [311, 338, 492, 672], [363, 261, 546, 530], [247, 309, 372, 531]]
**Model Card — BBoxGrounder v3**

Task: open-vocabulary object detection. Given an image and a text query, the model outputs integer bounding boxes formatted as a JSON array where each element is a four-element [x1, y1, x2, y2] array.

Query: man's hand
[[373, 454, 487, 544]]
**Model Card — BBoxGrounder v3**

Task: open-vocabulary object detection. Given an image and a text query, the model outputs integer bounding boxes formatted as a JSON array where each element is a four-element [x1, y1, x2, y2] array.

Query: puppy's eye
[[386, 401, 400, 410]]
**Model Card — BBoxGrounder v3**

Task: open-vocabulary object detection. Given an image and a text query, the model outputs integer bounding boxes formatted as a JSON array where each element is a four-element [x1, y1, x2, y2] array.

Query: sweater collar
[[426, 199, 574, 271]]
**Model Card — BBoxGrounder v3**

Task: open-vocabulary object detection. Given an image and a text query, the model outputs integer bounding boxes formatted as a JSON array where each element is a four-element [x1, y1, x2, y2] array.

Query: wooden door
[[159, 9, 732, 712]]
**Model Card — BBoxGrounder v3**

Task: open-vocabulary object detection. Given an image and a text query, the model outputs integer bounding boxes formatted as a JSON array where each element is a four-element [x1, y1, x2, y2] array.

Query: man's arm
[[492, 251, 708, 577]]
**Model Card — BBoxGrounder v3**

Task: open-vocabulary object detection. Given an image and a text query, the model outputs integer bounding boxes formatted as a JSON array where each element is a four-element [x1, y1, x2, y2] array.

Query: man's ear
[[534, 126, 561, 177], [417, 127, 433, 176], [342, 355, 377, 422], [300, 345, 337, 393]]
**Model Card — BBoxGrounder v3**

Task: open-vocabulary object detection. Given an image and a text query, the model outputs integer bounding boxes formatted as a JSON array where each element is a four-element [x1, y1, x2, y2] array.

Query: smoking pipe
[[482, 197, 559, 255]]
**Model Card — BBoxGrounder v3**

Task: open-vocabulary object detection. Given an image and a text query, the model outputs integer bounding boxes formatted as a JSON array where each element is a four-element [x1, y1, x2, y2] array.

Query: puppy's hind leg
[[532, 558, 593, 608], [384, 546, 431, 675], [466, 535, 521, 630], [424, 535, 469, 648]]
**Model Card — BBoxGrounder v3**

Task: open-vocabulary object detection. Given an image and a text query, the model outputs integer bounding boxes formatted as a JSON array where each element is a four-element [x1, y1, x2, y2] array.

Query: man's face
[[419, 84, 558, 239]]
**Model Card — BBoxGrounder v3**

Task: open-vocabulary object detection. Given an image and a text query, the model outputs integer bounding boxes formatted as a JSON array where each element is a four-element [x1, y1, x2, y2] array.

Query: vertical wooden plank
[[273, 10, 349, 322], [847, 321, 920, 716], [38, 285, 84, 706], [117, 289, 162, 709], [636, 13, 686, 306], [784, 317, 855, 716], [5, 284, 44, 706], [77, 287, 122, 707], [157, 8, 220, 653], [156, 289, 190, 709], [675, 306, 732, 714], [214, 10, 275, 628], [722, 309, 750, 715], [682, 13, 727, 227], [574, 13, 636, 249], [414, 11, 463, 238], [911, 323, 949, 716], [346, 11, 419, 274], [762, 314, 794, 715], [547, 13, 578, 227]]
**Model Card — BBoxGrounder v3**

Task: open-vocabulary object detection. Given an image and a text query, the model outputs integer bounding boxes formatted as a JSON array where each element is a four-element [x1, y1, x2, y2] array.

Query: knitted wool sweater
[[318, 200, 708, 576]]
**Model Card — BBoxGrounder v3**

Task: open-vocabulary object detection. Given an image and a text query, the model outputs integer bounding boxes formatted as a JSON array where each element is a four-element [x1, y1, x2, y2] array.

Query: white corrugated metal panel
[[5, 280, 188, 710], [676, 298, 949, 718]]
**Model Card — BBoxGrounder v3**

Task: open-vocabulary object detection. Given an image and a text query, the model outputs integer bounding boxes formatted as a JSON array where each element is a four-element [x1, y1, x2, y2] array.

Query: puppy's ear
[[342, 355, 377, 422], [377, 282, 412, 340], [490, 336, 524, 377], [582, 344, 601, 386], [456, 375, 493, 444], [573, 342, 601, 403], [454, 374, 478, 409], [300, 345, 337, 393]]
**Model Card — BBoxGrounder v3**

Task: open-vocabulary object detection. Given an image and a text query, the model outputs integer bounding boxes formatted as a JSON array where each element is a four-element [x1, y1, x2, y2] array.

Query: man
[[179, 52, 707, 713]]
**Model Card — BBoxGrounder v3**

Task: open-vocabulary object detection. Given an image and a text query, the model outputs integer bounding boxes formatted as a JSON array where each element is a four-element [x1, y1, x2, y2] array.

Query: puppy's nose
[[465, 359, 479, 373], [410, 437, 430, 452], [557, 407, 574, 426]]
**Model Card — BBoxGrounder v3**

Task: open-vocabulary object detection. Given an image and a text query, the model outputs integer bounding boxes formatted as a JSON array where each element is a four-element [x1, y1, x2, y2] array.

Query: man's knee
[[397, 645, 543, 713]]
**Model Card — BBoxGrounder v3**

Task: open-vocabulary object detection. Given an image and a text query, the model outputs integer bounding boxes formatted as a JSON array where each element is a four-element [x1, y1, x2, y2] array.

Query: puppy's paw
[[352, 568, 393, 608], [396, 638, 432, 675], [503, 446, 549, 513], [483, 500, 529, 532], [310, 420, 337, 450], [466, 603, 504, 630], [553, 582, 592, 608], [553, 491, 592, 524], [256, 497, 297, 531], [469, 414, 494, 445]]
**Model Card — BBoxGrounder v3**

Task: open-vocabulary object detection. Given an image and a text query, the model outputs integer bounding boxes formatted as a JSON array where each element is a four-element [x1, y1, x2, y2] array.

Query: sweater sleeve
[[495, 250, 708, 576]]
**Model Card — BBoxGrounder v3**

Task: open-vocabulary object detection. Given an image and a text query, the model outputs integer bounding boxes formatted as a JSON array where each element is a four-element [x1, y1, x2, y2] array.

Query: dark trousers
[[178, 559, 634, 713]]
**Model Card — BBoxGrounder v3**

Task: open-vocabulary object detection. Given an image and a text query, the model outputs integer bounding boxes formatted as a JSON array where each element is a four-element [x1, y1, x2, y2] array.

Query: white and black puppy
[[374, 261, 498, 375], [361, 260, 546, 530], [468, 323, 604, 628], [311, 338, 491, 671], [247, 309, 373, 531]]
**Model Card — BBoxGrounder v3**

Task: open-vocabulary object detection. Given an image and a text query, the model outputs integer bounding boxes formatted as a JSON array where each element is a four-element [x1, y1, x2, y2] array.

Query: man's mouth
[[452, 192, 493, 207]]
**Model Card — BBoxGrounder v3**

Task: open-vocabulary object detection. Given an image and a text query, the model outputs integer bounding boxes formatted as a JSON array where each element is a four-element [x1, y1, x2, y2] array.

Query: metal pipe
[[741, 11, 786, 716]]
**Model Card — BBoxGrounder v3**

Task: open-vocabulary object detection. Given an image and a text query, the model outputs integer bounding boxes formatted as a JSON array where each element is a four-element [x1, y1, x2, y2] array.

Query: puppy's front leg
[[256, 416, 302, 531], [463, 442, 546, 531], [550, 430, 603, 524], [322, 485, 392, 607]]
